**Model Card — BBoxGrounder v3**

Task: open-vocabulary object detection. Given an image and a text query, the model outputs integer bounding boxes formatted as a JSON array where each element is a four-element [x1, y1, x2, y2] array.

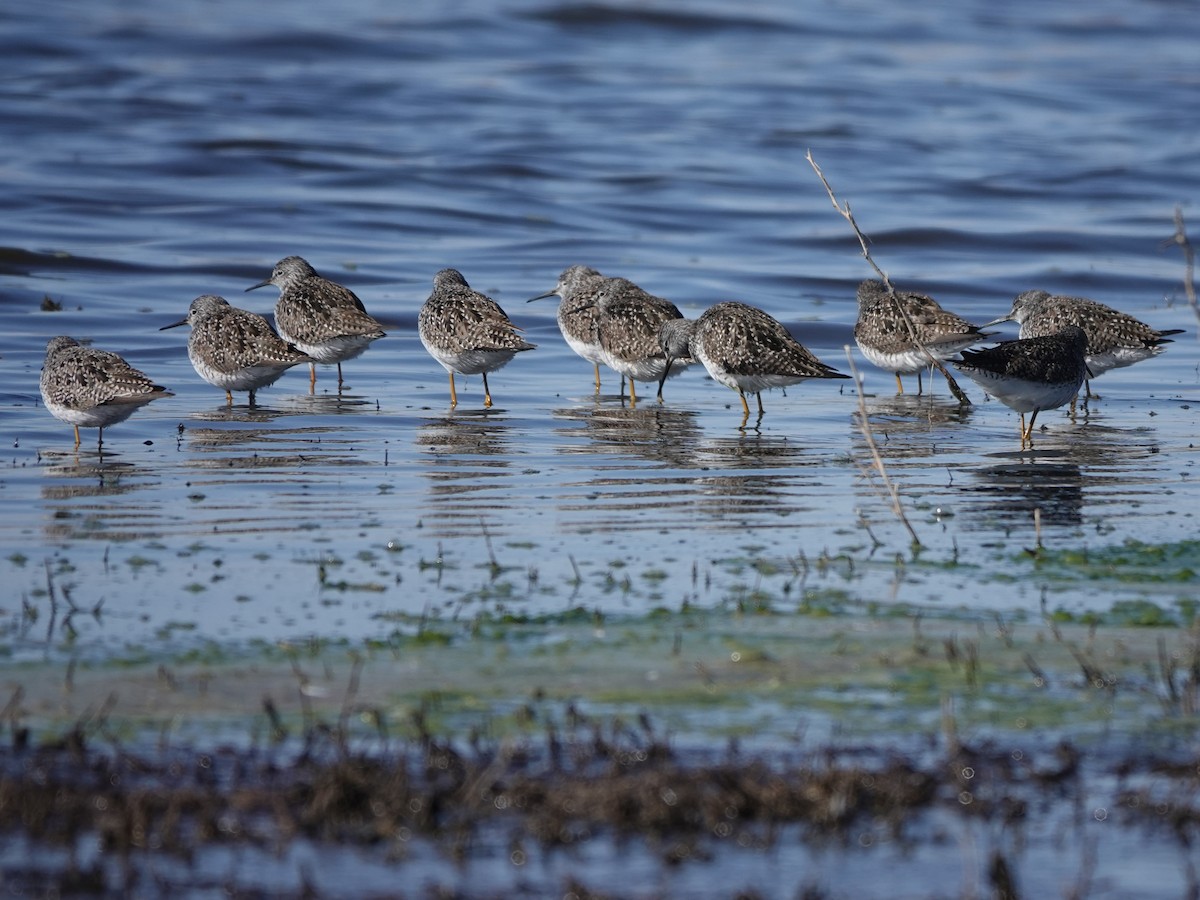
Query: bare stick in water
[[806, 150, 972, 405], [845, 348, 922, 548], [1166, 204, 1197, 322]]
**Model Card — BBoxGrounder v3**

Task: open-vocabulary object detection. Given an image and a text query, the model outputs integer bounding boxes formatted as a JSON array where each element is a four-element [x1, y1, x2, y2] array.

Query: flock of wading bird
[[38, 257, 1185, 451]]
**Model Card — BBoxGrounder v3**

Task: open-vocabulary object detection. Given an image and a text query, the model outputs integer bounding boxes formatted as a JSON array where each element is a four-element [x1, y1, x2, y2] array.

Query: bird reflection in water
[[417, 409, 513, 459], [179, 422, 360, 467], [552, 403, 704, 533], [852, 393, 976, 459], [554, 403, 828, 533], [692, 431, 849, 526], [416, 410, 515, 536], [964, 424, 1162, 532], [39, 456, 157, 541], [553, 402, 701, 468], [965, 461, 1085, 528]]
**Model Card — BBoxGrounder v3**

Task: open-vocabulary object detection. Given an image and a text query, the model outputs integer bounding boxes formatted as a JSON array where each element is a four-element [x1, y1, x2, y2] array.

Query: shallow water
[[1, 0, 1199, 895]]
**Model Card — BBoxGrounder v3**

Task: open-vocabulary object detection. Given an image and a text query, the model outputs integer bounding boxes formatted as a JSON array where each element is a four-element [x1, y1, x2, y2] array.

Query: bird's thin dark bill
[[160, 318, 187, 331], [526, 290, 557, 303], [657, 359, 674, 398], [245, 280, 271, 292]]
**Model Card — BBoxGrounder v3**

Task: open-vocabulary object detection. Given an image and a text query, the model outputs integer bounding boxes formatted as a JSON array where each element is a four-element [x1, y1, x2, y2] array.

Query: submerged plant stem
[[844, 349, 922, 548]]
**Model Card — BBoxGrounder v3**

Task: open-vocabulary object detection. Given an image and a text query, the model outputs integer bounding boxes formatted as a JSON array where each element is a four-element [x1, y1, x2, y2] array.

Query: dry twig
[[845, 349, 922, 547], [1165, 205, 1197, 323]]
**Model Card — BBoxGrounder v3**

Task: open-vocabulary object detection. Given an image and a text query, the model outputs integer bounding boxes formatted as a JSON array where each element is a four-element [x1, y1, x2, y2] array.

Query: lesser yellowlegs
[[953, 326, 1089, 447], [39, 336, 172, 449], [854, 279, 991, 393], [418, 268, 536, 408], [985, 289, 1184, 399], [161, 295, 313, 407], [246, 256, 385, 391], [659, 301, 849, 421], [527, 265, 609, 392], [590, 276, 692, 404]]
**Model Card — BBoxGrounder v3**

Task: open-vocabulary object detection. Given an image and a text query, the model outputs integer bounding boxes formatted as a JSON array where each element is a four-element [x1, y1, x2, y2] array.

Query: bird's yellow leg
[[483, 372, 493, 408], [895, 373, 904, 394], [1024, 410, 1040, 445], [448, 372, 458, 409]]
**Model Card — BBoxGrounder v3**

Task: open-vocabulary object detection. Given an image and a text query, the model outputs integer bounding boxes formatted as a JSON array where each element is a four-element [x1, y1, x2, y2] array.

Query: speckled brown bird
[[39, 336, 172, 449], [419, 268, 536, 408], [246, 256, 385, 391], [590, 276, 692, 405], [985, 289, 1184, 399], [659, 301, 848, 421], [161, 294, 312, 407], [854, 279, 991, 394], [527, 264, 610, 392]]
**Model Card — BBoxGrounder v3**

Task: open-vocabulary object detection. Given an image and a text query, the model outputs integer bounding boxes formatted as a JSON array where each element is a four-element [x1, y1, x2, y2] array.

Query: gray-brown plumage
[[591, 276, 693, 404], [161, 295, 312, 407], [419, 268, 536, 408], [527, 264, 609, 392], [39, 336, 172, 449], [246, 255, 385, 391], [854, 279, 991, 393], [659, 302, 848, 420], [986, 290, 1184, 398], [953, 326, 1089, 447]]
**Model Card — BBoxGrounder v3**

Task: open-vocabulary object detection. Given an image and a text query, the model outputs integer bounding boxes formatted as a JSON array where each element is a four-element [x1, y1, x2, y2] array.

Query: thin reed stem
[[845, 348, 922, 548]]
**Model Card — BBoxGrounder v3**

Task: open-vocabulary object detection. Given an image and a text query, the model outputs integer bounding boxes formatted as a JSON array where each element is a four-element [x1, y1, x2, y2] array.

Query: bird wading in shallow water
[[246, 255, 385, 392], [854, 279, 992, 395], [161, 295, 313, 407], [659, 301, 848, 426], [588, 276, 692, 405], [984, 289, 1184, 407], [953, 325, 1090, 448], [527, 264, 612, 393], [39, 336, 172, 451], [418, 268, 536, 409]]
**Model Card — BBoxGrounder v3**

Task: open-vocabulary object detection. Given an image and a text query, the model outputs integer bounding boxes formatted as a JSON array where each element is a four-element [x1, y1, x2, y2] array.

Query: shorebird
[[418, 268, 535, 408], [590, 276, 692, 405], [161, 295, 312, 407], [246, 256, 385, 391], [985, 289, 1184, 401], [854, 279, 991, 394], [527, 264, 611, 392], [40, 336, 172, 450], [659, 301, 848, 422], [953, 326, 1089, 448]]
